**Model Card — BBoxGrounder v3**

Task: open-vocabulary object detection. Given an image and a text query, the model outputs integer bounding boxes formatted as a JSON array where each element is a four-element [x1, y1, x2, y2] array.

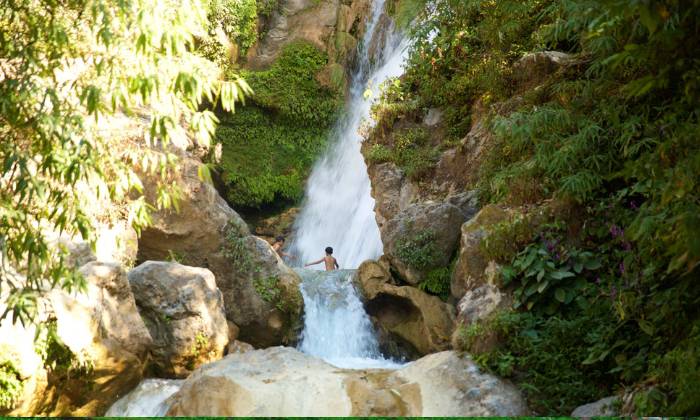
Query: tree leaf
[[584, 260, 601, 270], [554, 288, 566, 302]]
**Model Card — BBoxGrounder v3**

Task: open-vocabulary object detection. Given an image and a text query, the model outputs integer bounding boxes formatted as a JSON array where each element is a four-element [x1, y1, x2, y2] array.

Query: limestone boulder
[[357, 272, 456, 356], [164, 347, 532, 416], [451, 283, 512, 355], [451, 204, 509, 299], [368, 162, 416, 230], [353, 259, 396, 301], [571, 395, 619, 417], [382, 201, 467, 286], [1, 262, 153, 416], [395, 351, 533, 416], [127, 261, 229, 378], [136, 152, 304, 349]]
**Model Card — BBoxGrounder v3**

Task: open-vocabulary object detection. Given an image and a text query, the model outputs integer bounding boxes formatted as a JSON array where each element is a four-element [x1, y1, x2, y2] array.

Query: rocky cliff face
[[244, 0, 370, 88], [136, 151, 304, 349]]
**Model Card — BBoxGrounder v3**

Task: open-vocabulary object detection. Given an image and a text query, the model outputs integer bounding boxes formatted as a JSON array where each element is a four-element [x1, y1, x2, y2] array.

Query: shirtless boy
[[305, 247, 339, 270], [273, 236, 296, 260]]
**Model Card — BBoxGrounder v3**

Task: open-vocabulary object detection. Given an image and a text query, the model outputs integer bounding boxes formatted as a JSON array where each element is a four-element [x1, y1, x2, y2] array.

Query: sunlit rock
[[163, 347, 532, 416], [127, 261, 229, 378]]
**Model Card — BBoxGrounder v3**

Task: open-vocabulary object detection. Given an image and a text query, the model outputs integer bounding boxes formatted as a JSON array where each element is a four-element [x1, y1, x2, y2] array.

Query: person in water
[[273, 236, 296, 260], [305, 247, 339, 270]]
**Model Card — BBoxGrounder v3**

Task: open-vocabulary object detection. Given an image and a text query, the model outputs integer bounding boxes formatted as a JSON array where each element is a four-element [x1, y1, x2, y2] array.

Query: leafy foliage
[[419, 257, 457, 301], [394, 229, 442, 270], [221, 219, 252, 273], [389, 0, 700, 415], [216, 41, 342, 209], [0, 0, 249, 329]]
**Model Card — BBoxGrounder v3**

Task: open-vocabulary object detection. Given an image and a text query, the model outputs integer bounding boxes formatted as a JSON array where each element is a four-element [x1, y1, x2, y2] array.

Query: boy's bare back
[[322, 255, 338, 271], [305, 247, 339, 270]]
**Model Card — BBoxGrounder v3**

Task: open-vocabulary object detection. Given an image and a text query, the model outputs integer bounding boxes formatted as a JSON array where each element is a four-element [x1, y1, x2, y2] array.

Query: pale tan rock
[[451, 204, 509, 299], [164, 347, 532, 416], [354, 262, 455, 357], [353, 259, 396, 301], [227, 321, 240, 342], [224, 340, 254, 355], [451, 283, 512, 355], [127, 261, 228, 378], [2, 262, 152, 416]]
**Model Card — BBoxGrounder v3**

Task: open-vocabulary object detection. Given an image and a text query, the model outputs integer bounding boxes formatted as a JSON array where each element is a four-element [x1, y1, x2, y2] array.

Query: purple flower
[[596, 278, 601, 284], [556, 254, 560, 259], [610, 130, 613, 134]]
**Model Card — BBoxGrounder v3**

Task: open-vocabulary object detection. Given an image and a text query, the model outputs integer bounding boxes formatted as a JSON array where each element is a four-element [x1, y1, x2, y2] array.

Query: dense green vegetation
[[215, 42, 343, 209], [374, 0, 700, 415]]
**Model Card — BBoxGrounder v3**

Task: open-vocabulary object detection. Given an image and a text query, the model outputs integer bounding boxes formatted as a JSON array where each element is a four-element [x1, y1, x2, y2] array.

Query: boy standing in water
[[273, 236, 296, 260], [305, 247, 339, 270]]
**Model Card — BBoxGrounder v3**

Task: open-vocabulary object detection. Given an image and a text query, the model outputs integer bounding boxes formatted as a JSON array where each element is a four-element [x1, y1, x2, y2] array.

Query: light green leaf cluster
[[0, 0, 249, 328]]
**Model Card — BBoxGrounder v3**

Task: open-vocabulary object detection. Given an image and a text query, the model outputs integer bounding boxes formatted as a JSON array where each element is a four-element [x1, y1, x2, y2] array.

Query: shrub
[[419, 257, 457, 301], [0, 360, 24, 410], [394, 229, 443, 270]]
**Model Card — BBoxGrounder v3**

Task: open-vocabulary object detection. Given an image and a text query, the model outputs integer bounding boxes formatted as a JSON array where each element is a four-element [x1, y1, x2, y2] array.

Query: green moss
[[216, 41, 342, 209]]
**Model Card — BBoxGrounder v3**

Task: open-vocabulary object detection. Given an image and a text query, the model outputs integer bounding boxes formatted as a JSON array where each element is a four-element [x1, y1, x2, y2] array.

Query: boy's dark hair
[[325, 247, 333, 254], [276, 235, 285, 243]]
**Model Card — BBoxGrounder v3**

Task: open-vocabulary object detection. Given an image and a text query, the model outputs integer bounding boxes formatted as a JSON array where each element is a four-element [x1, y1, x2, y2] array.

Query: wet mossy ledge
[[214, 41, 344, 211]]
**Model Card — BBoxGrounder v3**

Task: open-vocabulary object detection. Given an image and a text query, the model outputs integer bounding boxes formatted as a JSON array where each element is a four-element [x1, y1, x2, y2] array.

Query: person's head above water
[[276, 235, 285, 244], [325, 247, 333, 255]]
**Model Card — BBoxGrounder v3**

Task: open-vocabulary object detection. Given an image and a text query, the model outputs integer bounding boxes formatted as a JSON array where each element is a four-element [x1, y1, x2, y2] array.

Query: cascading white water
[[105, 379, 183, 417], [283, 0, 409, 371], [287, 0, 407, 269], [288, 0, 409, 370], [295, 268, 404, 369]]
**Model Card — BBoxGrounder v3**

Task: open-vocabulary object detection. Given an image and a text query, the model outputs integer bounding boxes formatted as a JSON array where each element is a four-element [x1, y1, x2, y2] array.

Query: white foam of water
[[105, 378, 183, 417], [295, 268, 404, 369]]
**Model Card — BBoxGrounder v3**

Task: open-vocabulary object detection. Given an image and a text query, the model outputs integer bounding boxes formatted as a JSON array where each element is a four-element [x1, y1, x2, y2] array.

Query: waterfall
[[105, 379, 183, 417], [288, 0, 408, 369], [294, 268, 404, 369], [287, 0, 407, 268]]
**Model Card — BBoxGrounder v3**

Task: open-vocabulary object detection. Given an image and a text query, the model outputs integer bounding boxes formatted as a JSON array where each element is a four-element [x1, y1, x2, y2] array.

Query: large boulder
[[1, 262, 153, 416], [136, 152, 304, 349], [45, 220, 138, 270], [354, 260, 456, 357], [451, 283, 512, 355], [451, 204, 509, 299], [368, 162, 416, 230], [164, 347, 532, 416], [382, 201, 467, 286], [127, 261, 229, 378]]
